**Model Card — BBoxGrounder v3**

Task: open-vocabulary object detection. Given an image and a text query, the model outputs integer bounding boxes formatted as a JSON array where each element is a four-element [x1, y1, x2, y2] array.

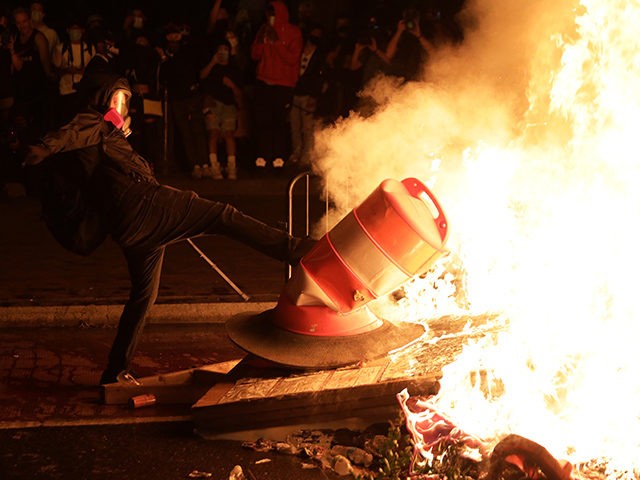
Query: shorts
[[202, 95, 237, 133]]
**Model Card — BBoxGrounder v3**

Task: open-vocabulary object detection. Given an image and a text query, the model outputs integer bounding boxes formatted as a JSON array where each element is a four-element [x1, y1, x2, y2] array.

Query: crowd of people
[[0, 0, 465, 191]]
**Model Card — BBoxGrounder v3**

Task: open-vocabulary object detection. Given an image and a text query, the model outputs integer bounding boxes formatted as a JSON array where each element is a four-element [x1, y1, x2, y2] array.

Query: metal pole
[[286, 171, 329, 280], [186, 238, 250, 301], [162, 86, 168, 175]]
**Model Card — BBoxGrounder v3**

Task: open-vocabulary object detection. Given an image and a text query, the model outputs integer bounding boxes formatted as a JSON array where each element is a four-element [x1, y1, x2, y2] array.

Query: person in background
[[199, 37, 243, 180], [11, 6, 56, 144], [75, 27, 123, 108], [121, 29, 163, 174], [52, 16, 94, 126], [349, 14, 391, 116], [385, 7, 434, 83], [29, 1, 58, 59], [120, 7, 148, 48], [158, 23, 210, 179], [250, 0, 302, 170], [22, 75, 315, 385], [315, 13, 357, 125], [289, 22, 324, 167]]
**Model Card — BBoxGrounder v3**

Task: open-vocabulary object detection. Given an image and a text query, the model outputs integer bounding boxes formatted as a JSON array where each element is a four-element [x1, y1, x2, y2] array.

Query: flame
[[312, 0, 640, 476]]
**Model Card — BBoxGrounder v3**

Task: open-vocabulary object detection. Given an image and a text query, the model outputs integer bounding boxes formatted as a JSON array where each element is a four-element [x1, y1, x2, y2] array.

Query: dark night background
[[1, 0, 467, 39]]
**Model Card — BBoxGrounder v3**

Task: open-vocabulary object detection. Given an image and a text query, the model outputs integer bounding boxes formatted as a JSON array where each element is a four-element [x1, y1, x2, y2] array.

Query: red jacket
[[251, 1, 302, 88]]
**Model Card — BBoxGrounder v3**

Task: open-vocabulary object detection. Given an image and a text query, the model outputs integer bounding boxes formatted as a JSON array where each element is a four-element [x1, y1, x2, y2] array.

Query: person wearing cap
[[22, 75, 314, 385]]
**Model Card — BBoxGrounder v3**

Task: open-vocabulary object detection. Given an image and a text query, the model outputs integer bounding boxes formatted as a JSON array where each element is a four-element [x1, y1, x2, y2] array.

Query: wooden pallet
[[102, 354, 440, 435], [191, 355, 440, 435]]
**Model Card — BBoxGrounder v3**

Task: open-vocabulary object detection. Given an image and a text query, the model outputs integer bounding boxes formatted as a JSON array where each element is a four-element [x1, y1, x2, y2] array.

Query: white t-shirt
[[53, 42, 94, 95], [35, 24, 60, 58]]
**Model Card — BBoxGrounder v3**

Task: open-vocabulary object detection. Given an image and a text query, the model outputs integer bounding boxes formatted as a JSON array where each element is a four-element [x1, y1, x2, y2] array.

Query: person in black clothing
[[289, 23, 325, 167], [158, 23, 209, 178], [23, 75, 314, 385], [120, 29, 163, 173]]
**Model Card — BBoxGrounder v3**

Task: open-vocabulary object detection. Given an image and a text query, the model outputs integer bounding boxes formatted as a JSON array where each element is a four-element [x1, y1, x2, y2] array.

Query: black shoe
[[288, 236, 317, 266]]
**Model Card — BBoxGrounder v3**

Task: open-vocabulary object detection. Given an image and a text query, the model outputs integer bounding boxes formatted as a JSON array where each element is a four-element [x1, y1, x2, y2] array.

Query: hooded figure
[[24, 75, 314, 385], [251, 0, 302, 88], [250, 1, 302, 168]]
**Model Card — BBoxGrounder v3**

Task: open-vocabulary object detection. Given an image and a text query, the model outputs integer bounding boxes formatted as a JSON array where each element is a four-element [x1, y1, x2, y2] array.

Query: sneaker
[[255, 157, 267, 167], [201, 164, 212, 178], [191, 164, 203, 179], [209, 163, 224, 180], [273, 158, 285, 168]]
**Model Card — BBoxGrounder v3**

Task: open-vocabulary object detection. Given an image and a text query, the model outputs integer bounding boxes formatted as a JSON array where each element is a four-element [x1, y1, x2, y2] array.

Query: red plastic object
[[103, 108, 125, 129]]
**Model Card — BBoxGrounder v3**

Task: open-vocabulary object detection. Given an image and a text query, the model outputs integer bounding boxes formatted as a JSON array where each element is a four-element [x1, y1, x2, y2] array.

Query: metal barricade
[[286, 171, 329, 280]]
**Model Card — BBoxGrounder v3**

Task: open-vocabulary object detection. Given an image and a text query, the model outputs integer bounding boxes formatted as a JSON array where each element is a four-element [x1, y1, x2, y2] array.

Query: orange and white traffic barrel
[[274, 177, 449, 336]]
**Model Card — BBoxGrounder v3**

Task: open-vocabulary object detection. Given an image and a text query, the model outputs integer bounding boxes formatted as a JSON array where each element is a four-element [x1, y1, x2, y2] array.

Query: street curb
[[0, 302, 277, 327]]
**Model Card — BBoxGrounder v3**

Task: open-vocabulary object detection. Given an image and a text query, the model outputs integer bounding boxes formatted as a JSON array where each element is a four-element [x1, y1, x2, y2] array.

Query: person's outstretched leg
[[100, 246, 165, 384]]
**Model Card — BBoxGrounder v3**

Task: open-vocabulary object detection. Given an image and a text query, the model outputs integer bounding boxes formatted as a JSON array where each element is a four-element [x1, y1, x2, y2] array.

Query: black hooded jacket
[[41, 75, 156, 189], [37, 76, 157, 254]]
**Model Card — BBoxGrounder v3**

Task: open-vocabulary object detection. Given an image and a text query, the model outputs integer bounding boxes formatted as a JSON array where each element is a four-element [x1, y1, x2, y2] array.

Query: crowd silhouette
[[0, 0, 465, 193]]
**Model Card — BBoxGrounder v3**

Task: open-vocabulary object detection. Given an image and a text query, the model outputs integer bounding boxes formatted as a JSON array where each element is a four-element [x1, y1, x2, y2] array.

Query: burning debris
[[397, 389, 639, 480], [303, 0, 640, 477]]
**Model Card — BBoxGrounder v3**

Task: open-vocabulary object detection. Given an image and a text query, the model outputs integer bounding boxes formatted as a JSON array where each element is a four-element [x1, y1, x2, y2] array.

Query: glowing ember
[[312, 0, 640, 477]]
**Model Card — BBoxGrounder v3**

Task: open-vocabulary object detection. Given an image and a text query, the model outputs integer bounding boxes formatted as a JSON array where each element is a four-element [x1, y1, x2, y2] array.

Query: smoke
[[312, 0, 576, 218]]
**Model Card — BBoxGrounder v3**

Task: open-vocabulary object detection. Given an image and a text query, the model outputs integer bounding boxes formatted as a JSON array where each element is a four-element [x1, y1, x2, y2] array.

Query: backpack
[[39, 148, 108, 256]]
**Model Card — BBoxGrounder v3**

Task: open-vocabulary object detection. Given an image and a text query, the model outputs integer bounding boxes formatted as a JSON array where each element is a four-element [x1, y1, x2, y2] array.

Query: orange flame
[[313, 0, 640, 476]]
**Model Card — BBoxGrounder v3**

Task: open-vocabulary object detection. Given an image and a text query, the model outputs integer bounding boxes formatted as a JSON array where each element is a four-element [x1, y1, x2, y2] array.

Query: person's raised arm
[[410, 21, 434, 56], [386, 20, 405, 61], [206, 0, 223, 35], [199, 52, 218, 80]]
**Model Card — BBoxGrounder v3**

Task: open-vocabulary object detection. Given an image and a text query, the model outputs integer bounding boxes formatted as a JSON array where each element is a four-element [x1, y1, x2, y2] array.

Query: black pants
[[102, 182, 295, 378], [253, 81, 293, 162], [167, 95, 209, 171]]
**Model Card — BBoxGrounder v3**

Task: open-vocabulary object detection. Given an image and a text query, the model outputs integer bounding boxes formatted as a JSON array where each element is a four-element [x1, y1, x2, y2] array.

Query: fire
[[312, 0, 640, 477]]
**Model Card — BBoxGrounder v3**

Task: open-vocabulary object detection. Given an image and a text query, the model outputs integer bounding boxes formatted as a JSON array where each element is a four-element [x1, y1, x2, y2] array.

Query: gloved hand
[[23, 144, 51, 166]]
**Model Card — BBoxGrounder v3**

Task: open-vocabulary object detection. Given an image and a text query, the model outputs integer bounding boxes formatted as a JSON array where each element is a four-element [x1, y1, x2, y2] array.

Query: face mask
[[31, 10, 43, 23], [69, 29, 82, 42]]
